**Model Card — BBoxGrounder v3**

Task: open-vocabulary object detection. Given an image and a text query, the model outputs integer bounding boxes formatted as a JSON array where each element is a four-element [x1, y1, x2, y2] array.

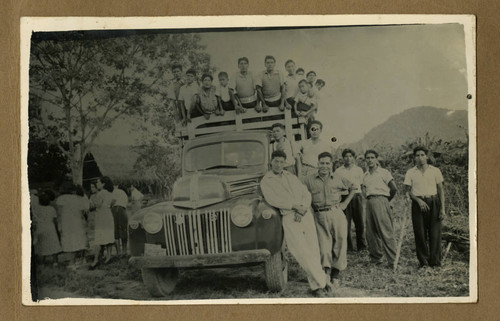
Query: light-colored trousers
[[366, 196, 396, 265], [314, 207, 348, 271], [282, 210, 327, 291]]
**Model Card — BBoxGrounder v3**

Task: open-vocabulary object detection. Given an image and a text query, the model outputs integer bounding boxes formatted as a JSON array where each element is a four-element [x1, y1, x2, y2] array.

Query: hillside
[[350, 106, 468, 150]]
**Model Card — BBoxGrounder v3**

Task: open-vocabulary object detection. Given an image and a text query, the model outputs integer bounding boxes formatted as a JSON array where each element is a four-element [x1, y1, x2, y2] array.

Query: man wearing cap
[[304, 152, 355, 285], [404, 146, 446, 268], [298, 120, 335, 182], [362, 149, 398, 266], [260, 150, 331, 297]]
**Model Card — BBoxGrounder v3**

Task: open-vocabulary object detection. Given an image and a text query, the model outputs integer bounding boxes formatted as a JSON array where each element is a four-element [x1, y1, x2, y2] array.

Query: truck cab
[[128, 108, 307, 297]]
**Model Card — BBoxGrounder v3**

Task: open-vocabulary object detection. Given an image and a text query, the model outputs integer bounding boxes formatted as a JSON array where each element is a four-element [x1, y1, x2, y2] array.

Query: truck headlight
[[261, 208, 274, 220], [142, 213, 163, 234], [231, 205, 253, 227]]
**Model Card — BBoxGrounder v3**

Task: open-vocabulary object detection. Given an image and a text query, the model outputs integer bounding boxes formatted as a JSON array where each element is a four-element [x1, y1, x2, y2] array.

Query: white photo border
[[20, 15, 477, 305]]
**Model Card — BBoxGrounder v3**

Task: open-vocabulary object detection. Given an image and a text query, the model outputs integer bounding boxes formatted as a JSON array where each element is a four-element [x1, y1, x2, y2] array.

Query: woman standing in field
[[89, 176, 115, 269], [33, 190, 62, 266], [56, 182, 89, 270]]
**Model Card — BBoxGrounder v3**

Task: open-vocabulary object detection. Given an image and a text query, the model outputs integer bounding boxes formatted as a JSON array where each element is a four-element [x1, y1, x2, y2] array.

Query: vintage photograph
[[21, 16, 476, 304]]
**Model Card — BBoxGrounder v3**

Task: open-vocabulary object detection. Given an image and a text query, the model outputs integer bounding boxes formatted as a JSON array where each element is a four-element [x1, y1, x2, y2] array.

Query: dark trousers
[[411, 196, 442, 267], [342, 193, 366, 251]]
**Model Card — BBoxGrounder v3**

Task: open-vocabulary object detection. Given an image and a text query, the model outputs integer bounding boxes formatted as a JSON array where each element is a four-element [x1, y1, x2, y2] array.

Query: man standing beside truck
[[304, 152, 355, 285], [261, 150, 331, 297], [298, 120, 335, 182]]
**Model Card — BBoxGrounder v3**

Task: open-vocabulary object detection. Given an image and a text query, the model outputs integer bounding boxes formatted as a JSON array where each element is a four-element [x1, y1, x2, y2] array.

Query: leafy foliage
[[29, 31, 209, 185]]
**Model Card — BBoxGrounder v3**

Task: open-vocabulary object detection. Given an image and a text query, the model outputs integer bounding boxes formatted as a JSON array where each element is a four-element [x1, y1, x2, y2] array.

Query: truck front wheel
[[141, 268, 179, 297], [264, 250, 288, 292]]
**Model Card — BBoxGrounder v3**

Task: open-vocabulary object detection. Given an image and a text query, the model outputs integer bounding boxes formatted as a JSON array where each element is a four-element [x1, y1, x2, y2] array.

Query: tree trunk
[[70, 145, 83, 185]]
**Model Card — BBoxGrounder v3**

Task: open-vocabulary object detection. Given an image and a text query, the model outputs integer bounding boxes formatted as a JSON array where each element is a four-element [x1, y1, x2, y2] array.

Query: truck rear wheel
[[264, 250, 288, 292], [141, 268, 179, 297]]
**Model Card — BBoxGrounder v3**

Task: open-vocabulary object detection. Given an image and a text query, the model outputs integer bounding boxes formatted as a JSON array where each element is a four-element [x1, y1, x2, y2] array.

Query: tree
[[29, 31, 209, 185], [131, 33, 214, 198]]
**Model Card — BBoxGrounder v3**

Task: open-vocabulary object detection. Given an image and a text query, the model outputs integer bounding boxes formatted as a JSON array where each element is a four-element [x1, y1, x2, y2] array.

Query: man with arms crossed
[[298, 120, 335, 182], [260, 150, 331, 297], [335, 149, 367, 252], [229, 57, 257, 113], [404, 146, 446, 268], [304, 152, 355, 285], [362, 150, 398, 267], [256, 55, 287, 112]]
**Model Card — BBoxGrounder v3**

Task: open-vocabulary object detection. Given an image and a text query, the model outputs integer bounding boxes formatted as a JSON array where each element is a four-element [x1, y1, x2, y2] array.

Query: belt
[[316, 206, 333, 212], [239, 94, 257, 104], [367, 195, 389, 200], [264, 93, 282, 102], [302, 163, 317, 168]]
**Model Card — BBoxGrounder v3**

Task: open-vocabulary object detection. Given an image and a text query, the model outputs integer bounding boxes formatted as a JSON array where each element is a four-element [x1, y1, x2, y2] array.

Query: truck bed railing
[[175, 108, 308, 141]]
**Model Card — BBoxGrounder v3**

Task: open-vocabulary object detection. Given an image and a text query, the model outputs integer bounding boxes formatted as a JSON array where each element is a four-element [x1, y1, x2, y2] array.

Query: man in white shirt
[[111, 185, 130, 256], [298, 120, 335, 182], [335, 149, 366, 252], [362, 150, 398, 267], [404, 146, 446, 268], [260, 150, 331, 297]]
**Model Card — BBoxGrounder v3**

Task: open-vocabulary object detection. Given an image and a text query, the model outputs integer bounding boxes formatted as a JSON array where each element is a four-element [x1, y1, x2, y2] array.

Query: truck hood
[[172, 172, 261, 209]]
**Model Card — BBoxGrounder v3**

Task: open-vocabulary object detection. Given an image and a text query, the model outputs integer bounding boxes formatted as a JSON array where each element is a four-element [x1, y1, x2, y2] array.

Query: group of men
[[261, 120, 446, 297], [167, 56, 325, 124]]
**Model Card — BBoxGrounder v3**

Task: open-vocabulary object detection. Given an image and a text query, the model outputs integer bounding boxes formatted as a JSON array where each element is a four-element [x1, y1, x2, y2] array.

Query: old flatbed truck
[[128, 108, 308, 297]]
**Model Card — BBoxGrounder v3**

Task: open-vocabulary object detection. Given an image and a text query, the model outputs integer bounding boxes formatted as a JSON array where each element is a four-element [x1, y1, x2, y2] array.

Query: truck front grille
[[163, 209, 232, 256]]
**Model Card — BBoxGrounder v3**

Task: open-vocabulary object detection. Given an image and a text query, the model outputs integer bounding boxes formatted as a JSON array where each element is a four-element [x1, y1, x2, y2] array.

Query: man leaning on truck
[[260, 150, 332, 297]]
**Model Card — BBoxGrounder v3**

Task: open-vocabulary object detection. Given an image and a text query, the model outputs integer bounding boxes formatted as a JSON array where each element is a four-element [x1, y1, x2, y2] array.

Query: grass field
[[33, 194, 470, 301]]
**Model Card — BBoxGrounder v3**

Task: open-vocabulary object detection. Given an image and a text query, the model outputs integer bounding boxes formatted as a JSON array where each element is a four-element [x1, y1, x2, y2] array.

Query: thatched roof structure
[[85, 144, 157, 183]]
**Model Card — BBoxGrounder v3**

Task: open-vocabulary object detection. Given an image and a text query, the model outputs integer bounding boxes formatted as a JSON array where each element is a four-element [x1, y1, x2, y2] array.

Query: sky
[[96, 23, 469, 146]]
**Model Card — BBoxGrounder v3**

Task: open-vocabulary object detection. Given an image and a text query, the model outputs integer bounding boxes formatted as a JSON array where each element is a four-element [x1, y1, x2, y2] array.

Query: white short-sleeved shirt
[[112, 188, 129, 208], [362, 167, 393, 197], [299, 139, 335, 168], [335, 165, 364, 193], [178, 82, 199, 109], [284, 74, 300, 99], [215, 84, 231, 102], [404, 165, 444, 196]]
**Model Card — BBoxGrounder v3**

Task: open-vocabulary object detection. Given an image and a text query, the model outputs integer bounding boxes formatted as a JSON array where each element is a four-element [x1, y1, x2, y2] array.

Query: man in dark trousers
[[335, 149, 366, 252], [362, 150, 398, 267], [404, 146, 446, 268]]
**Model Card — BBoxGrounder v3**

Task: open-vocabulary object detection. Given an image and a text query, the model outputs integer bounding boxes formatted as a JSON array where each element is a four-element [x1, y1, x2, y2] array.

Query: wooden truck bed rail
[[175, 108, 307, 141]]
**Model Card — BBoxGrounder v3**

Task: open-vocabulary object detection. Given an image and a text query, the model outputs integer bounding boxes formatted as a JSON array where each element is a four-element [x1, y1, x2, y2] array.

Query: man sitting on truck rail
[[178, 69, 200, 125], [260, 150, 332, 297], [193, 74, 219, 120], [256, 55, 287, 113], [166, 64, 185, 121], [229, 57, 257, 113]]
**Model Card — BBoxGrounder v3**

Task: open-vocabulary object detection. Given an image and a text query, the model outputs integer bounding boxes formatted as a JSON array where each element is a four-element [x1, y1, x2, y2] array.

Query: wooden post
[[393, 206, 410, 272]]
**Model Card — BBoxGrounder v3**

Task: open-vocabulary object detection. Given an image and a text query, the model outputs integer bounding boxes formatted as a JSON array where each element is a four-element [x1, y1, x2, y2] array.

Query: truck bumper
[[129, 249, 271, 269]]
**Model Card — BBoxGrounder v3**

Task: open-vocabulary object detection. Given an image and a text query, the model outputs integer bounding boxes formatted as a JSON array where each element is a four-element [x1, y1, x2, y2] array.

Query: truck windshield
[[185, 141, 265, 172]]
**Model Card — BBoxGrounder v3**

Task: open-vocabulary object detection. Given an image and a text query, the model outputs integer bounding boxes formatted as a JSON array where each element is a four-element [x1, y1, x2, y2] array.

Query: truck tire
[[264, 250, 288, 292], [141, 268, 179, 297]]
